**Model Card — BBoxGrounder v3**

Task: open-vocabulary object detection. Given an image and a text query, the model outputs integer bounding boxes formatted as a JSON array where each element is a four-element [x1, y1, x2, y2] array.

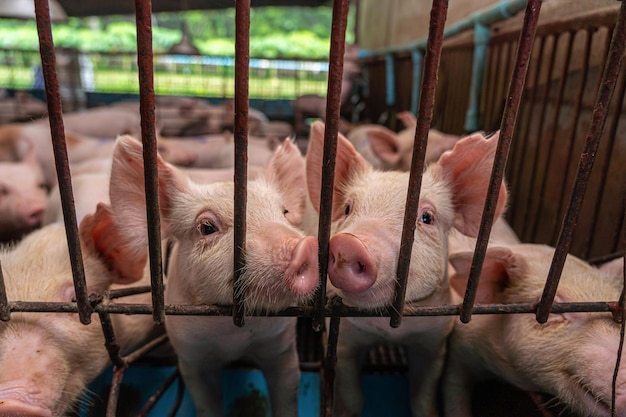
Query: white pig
[[106, 134, 320, 417], [444, 243, 626, 417], [305, 121, 507, 416], [0, 146, 49, 243], [0, 203, 159, 416], [346, 112, 460, 172]]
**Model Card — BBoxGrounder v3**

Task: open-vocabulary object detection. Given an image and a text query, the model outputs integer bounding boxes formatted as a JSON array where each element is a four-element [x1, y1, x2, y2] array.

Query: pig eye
[[344, 204, 351, 216], [283, 208, 289, 216], [0, 184, 8, 196], [198, 220, 218, 236], [419, 210, 434, 225]]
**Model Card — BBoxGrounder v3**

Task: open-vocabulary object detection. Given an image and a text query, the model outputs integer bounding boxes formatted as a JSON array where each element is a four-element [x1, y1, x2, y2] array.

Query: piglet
[[0, 203, 158, 416], [0, 145, 48, 243], [107, 135, 320, 417], [444, 244, 626, 417], [305, 121, 507, 416]]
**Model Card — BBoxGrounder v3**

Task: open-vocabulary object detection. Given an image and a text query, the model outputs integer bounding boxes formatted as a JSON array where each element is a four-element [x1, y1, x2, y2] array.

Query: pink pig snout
[[285, 235, 319, 296], [328, 233, 378, 294]]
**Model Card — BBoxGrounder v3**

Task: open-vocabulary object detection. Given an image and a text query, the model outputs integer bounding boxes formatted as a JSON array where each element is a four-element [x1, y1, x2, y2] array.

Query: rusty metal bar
[[460, 0, 543, 324], [537, 1, 626, 323], [587, 58, 626, 259], [551, 29, 593, 243], [612, 201, 626, 416], [134, 0, 165, 325], [508, 34, 544, 230], [98, 311, 126, 369], [390, 0, 449, 328], [106, 366, 126, 417], [0, 262, 9, 321], [232, 0, 251, 328], [523, 34, 559, 242], [34, 0, 92, 325], [313, 0, 350, 332], [321, 315, 340, 417], [137, 369, 181, 417], [530, 31, 575, 240], [3, 299, 621, 317]]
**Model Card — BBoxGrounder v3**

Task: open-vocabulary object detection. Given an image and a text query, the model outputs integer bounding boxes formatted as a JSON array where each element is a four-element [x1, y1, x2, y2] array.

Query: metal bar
[[232, 0, 251, 328], [135, 0, 165, 325], [464, 22, 491, 132], [98, 312, 126, 369], [321, 315, 340, 417], [460, 0, 543, 324], [0, 261, 10, 321], [34, 0, 92, 325], [390, 0, 449, 328], [612, 197, 626, 416], [137, 369, 181, 417], [530, 31, 575, 241], [105, 366, 126, 417], [313, 0, 350, 332], [524, 33, 559, 242], [537, 1, 626, 323], [551, 29, 593, 243], [123, 333, 169, 364], [167, 373, 185, 417]]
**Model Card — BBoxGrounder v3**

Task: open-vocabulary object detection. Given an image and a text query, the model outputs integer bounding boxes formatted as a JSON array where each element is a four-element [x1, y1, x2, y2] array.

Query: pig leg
[[407, 339, 448, 417], [177, 359, 223, 417], [257, 322, 300, 417]]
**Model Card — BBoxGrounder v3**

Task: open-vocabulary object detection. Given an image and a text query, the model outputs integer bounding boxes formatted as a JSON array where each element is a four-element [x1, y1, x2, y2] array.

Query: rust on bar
[[137, 369, 181, 417], [321, 314, 340, 417], [134, 0, 165, 326], [390, 0, 449, 328], [530, 31, 575, 240], [537, 0, 626, 323], [232, 0, 251, 328], [34, 0, 92, 325], [98, 311, 127, 369], [313, 0, 350, 332], [460, 0, 543, 323], [0, 262, 9, 321], [106, 365, 126, 417]]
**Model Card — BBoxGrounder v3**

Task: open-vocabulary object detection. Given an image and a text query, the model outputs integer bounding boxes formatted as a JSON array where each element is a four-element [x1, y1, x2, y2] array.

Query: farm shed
[[0, 1, 624, 417]]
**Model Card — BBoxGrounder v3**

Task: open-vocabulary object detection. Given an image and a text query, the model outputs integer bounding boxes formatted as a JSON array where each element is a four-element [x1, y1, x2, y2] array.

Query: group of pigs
[[0, 102, 623, 417]]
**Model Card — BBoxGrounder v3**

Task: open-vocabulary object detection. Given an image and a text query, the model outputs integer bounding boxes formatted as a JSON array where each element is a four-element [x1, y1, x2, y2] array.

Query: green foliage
[[0, 5, 354, 59]]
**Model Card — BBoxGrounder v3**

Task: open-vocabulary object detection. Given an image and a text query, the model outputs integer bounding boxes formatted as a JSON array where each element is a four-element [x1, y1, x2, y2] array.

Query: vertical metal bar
[[613, 189, 626, 416], [135, 0, 165, 325], [321, 315, 340, 417], [34, 0, 92, 325], [530, 31, 575, 241], [460, 0, 543, 324], [232, 0, 250, 328], [523, 34, 558, 242], [313, 0, 350, 332], [0, 262, 10, 321], [390, 0, 448, 328], [105, 366, 126, 417], [537, 1, 626, 323], [551, 30, 593, 243], [508, 34, 545, 229], [98, 311, 127, 369]]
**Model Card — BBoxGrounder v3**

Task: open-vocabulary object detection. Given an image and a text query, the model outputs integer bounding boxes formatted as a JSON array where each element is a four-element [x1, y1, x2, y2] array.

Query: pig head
[[305, 121, 507, 416], [0, 145, 48, 243], [107, 134, 319, 417], [0, 202, 157, 417], [445, 244, 626, 417]]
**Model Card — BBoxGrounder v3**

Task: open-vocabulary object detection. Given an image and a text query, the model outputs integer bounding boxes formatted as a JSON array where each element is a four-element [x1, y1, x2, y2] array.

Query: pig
[[346, 111, 460, 171], [444, 243, 626, 417], [106, 134, 320, 417], [42, 106, 142, 138], [0, 203, 159, 416], [305, 121, 507, 416], [0, 145, 49, 243], [599, 256, 624, 279]]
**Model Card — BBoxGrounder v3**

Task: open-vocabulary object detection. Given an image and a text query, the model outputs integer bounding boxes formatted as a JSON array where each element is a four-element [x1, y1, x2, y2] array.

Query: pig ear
[[396, 111, 417, 129], [306, 121, 369, 220], [79, 203, 147, 286], [449, 246, 526, 303], [367, 127, 402, 167], [109, 134, 190, 244], [263, 138, 307, 226], [436, 130, 507, 237], [20, 139, 38, 165]]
